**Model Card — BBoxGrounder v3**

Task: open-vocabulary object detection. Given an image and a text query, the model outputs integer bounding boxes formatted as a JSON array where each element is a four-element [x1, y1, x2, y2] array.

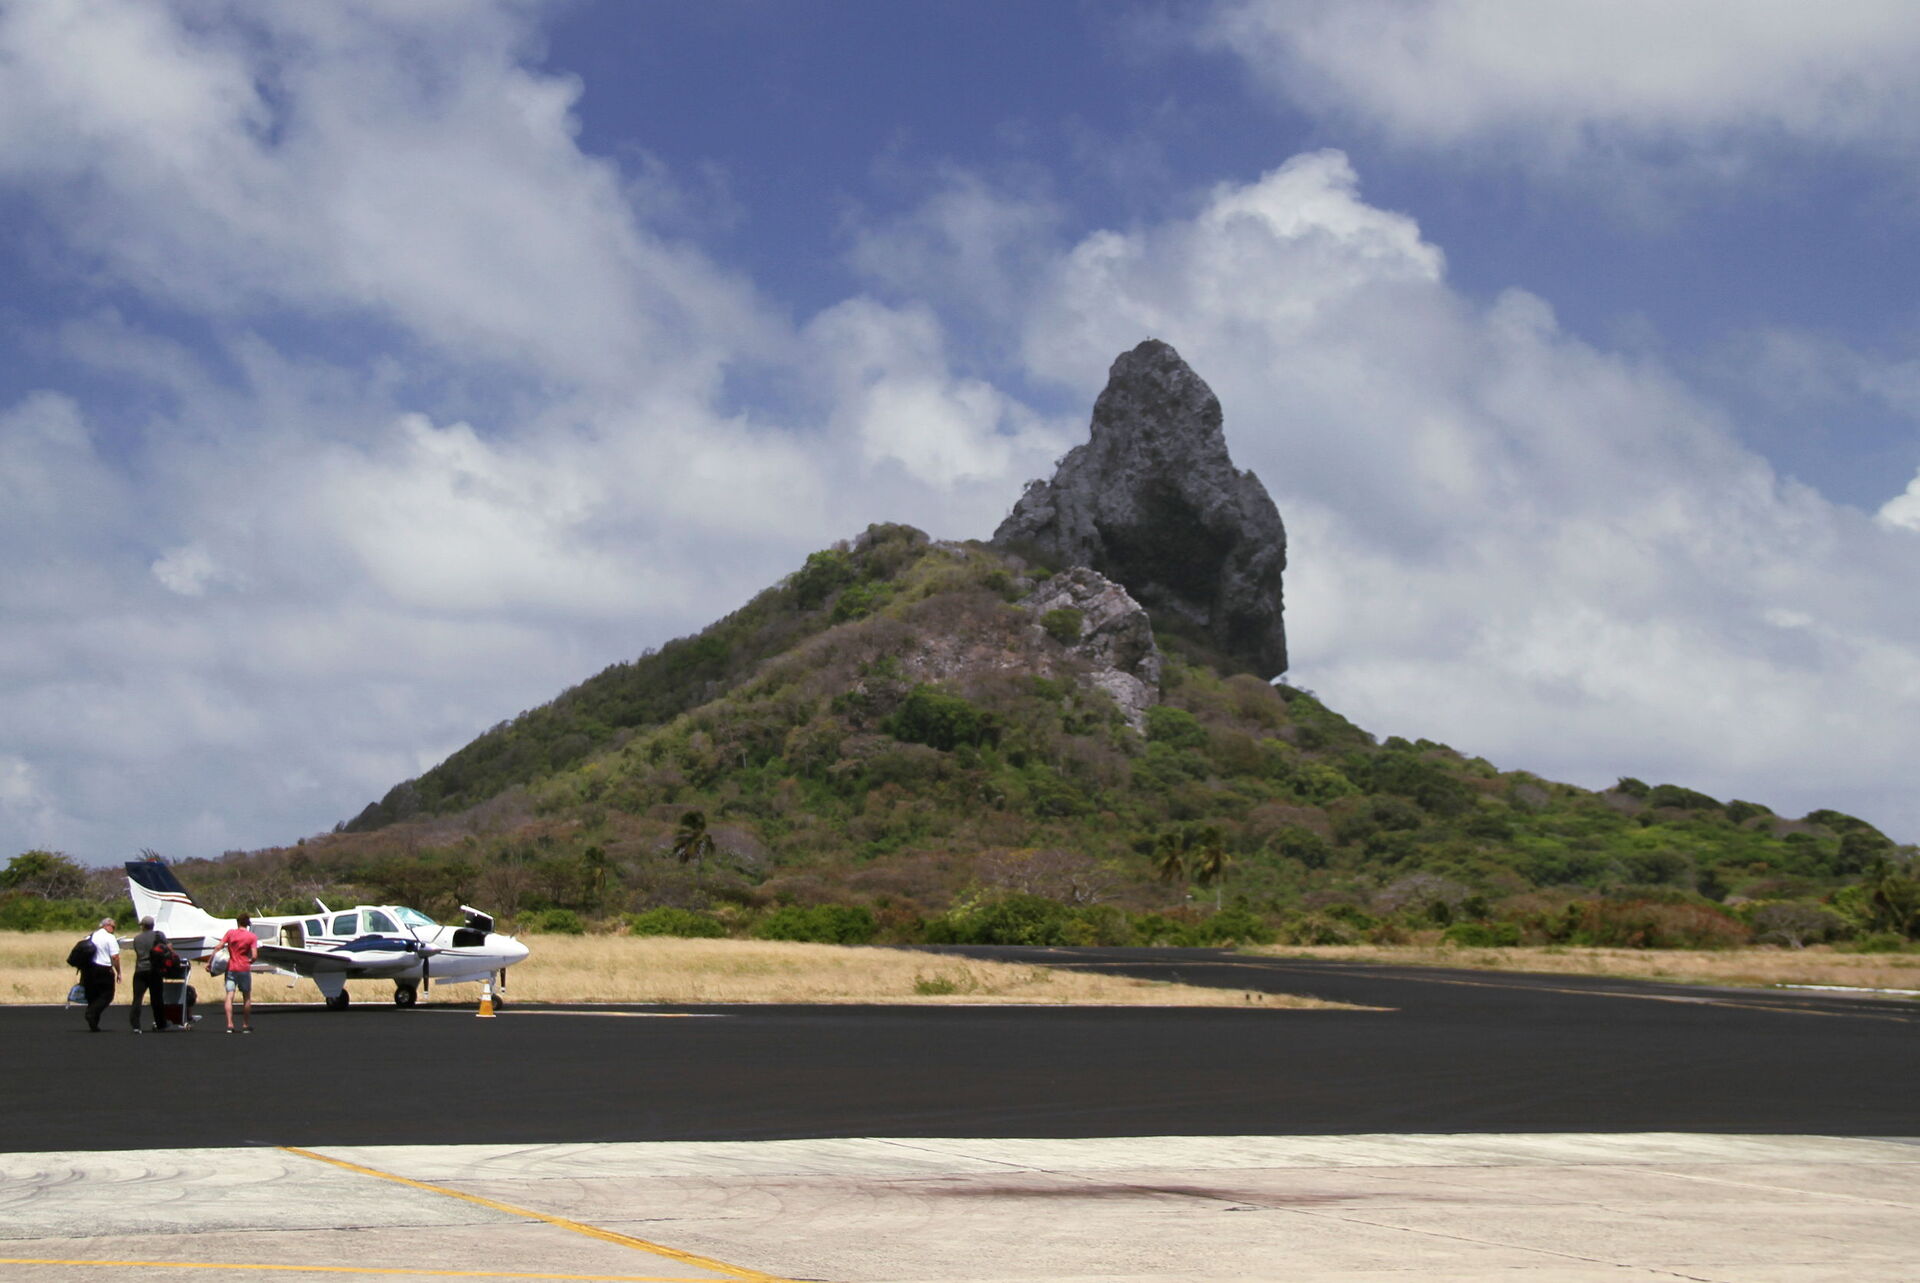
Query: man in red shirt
[[217, 913, 260, 1033]]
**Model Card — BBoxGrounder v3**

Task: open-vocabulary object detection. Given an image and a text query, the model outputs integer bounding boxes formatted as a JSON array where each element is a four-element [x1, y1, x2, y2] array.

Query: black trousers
[[81, 964, 114, 1030], [129, 969, 169, 1029]]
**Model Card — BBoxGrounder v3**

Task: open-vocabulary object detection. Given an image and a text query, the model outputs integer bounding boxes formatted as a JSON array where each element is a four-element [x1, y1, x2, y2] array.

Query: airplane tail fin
[[124, 860, 220, 938]]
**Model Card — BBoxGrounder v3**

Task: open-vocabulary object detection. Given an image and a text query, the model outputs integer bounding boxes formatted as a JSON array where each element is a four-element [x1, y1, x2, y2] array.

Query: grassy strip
[[0, 932, 1343, 1008], [1252, 943, 1920, 992]]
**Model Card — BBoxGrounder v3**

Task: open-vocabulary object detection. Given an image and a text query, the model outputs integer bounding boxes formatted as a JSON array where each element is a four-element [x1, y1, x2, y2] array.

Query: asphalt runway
[[9, 948, 1918, 1153]]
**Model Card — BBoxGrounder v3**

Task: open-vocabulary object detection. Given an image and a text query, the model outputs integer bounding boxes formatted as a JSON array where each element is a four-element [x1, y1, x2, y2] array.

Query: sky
[[5, 0, 1920, 865]]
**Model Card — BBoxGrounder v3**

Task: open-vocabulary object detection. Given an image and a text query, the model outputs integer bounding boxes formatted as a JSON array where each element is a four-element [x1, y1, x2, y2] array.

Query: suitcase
[[161, 966, 197, 1028]]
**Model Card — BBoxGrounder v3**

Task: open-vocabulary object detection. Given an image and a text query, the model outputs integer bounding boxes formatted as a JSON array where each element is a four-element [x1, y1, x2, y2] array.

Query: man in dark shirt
[[128, 915, 170, 1033]]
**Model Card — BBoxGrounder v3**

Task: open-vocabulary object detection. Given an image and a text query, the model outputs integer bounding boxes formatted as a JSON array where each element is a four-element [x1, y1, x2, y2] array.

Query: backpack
[[150, 938, 177, 975], [66, 937, 93, 969]]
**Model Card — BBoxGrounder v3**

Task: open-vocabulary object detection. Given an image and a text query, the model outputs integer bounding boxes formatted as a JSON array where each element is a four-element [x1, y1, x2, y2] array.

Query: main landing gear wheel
[[326, 991, 351, 1010], [394, 983, 419, 1008]]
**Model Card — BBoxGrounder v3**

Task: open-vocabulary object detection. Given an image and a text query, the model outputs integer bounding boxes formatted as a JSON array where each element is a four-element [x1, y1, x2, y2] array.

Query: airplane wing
[[255, 942, 360, 975], [255, 936, 432, 979]]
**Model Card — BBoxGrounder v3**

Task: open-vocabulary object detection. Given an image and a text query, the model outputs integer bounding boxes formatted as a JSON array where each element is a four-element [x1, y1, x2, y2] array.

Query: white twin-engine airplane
[[125, 860, 531, 1009]]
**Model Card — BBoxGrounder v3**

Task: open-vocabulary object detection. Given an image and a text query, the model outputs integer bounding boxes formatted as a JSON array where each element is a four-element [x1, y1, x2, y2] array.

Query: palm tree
[[1865, 857, 1920, 938], [1151, 832, 1187, 890], [1189, 826, 1231, 910], [581, 845, 613, 909], [670, 810, 716, 881]]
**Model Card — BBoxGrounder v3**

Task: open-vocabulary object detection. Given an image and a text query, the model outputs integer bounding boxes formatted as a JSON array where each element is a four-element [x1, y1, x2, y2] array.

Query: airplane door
[[282, 923, 304, 948]]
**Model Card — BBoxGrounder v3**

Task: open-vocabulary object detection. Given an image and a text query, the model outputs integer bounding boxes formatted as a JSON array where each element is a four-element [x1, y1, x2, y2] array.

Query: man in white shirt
[[81, 916, 121, 1032]]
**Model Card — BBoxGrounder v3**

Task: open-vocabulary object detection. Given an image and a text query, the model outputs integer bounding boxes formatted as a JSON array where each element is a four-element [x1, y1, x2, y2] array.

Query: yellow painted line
[[492, 1011, 718, 1019], [0, 1259, 706, 1280], [282, 1148, 798, 1283]]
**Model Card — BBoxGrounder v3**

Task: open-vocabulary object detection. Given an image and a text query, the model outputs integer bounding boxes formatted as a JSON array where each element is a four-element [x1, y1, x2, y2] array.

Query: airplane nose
[[498, 935, 529, 964]]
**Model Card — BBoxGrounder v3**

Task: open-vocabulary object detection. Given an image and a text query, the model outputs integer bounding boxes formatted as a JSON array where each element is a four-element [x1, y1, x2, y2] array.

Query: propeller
[[400, 916, 441, 997]]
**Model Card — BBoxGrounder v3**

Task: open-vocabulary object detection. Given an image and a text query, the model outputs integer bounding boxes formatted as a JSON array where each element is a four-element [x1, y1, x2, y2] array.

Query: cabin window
[[332, 913, 359, 936], [306, 919, 324, 938], [364, 910, 398, 934]]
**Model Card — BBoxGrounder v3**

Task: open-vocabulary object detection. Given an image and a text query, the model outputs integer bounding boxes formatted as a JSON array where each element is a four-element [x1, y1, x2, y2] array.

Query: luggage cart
[[160, 962, 198, 1029]]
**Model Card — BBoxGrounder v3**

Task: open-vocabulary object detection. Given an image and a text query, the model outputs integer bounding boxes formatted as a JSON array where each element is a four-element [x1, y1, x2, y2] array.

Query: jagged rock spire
[[993, 339, 1288, 676]]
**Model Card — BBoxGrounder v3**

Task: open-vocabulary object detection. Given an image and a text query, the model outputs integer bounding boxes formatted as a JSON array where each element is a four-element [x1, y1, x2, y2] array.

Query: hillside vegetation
[[9, 524, 1917, 954]]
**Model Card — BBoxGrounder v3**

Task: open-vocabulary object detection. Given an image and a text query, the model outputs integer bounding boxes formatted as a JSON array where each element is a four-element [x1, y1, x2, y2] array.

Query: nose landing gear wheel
[[326, 991, 351, 1010]]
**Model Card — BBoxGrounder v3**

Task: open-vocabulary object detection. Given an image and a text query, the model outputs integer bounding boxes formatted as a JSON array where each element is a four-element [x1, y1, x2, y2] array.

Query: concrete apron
[[3, 1134, 1918, 1283]]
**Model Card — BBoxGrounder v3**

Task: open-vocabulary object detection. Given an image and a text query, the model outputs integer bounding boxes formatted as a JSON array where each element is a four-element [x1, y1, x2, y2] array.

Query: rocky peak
[[1024, 567, 1161, 731], [992, 339, 1288, 676]]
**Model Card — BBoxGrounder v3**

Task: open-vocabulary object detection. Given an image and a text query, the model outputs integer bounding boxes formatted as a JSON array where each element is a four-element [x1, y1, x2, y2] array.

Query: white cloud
[[808, 299, 1067, 491], [1208, 0, 1920, 170], [0, 0, 772, 395], [1877, 475, 1920, 533], [848, 170, 1064, 330], [151, 545, 231, 597]]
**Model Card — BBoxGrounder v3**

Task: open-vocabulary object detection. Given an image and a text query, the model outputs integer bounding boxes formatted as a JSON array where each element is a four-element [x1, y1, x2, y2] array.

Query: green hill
[[82, 520, 1910, 952]]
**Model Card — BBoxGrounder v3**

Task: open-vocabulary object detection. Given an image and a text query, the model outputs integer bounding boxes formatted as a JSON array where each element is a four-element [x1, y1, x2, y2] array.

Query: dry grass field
[[22, 932, 1911, 1013], [1255, 943, 1920, 992], [1, 932, 1339, 1009]]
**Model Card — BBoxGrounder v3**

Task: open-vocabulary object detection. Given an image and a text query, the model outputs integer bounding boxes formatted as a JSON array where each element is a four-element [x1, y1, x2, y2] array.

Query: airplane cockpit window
[[364, 909, 399, 934], [332, 913, 359, 936], [394, 907, 437, 929], [306, 918, 324, 937]]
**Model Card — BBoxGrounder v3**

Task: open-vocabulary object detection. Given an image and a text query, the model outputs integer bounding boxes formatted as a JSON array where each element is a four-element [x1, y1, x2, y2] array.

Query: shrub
[[1744, 901, 1842, 949], [1145, 705, 1209, 751], [520, 908, 585, 934], [1276, 912, 1359, 945], [1189, 907, 1275, 946], [1647, 784, 1721, 811], [1621, 850, 1694, 887], [790, 548, 856, 608], [1463, 810, 1514, 841], [1271, 825, 1331, 870], [1293, 763, 1359, 803], [1128, 912, 1194, 946], [1552, 899, 1745, 949], [923, 893, 1076, 946], [1323, 903, 1377, 930], [1442, 922, 1521, 947], [885, 685, 998, 751], [626, 907, 728, 938], [1368, 796, 1425, 832], [1, 850, 90, 898], [1836, 829, 1893, 875], [913, 974, 964, 995], [0, 893, 128, 932], [753, 904, 878, 945], [1841, 932, 1912, 954], [1040, 607, 1084, 645], [832, 580, 894, 622]]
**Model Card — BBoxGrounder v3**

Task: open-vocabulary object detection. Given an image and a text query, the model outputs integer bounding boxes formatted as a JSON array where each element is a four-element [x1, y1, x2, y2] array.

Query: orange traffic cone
[[477, 976, 496, 1018]]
